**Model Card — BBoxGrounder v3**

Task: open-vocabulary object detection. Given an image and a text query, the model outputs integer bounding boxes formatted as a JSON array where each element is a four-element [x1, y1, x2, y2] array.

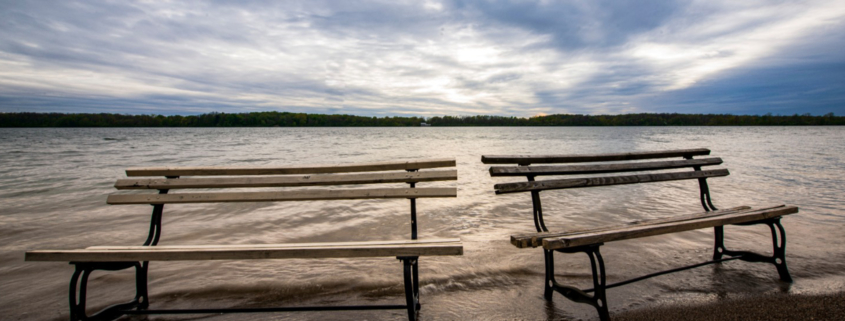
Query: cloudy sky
[[1, 1, 843, 117]]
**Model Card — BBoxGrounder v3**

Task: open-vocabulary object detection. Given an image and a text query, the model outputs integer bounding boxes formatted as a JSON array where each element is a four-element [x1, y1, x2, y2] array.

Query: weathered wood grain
[[481, 148, 710, 165], [88, 238, 462, 250], [494, 169, 729, 194], [542, 205, 798, 250], [115, 169, 458, 190], [25, 239, 464, 262], [489, 158, 722, 177], [126, 158, 456, 177], [510, 206, 753, 248], [107, 187, 457, 205]]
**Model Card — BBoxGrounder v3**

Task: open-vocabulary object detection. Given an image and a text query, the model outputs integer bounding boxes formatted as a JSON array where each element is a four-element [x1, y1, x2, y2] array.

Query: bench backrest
[[482, 148, 724, 232], [109, 158, 457, 245]]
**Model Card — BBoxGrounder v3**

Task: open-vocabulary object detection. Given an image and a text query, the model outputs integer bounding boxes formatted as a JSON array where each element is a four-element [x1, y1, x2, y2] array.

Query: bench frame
[[483, 149, 793, 320], [35, 160, 461, 321], [67, 257, 423, 321]]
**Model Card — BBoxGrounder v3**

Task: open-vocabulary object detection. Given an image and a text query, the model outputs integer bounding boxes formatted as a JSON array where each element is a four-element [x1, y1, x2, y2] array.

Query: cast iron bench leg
[[769, 219, 792, 282], [713, 217, 792, 282], [400, 257, 420, 321], [544, 245, 610, 321], [68, 262, 148, 321]]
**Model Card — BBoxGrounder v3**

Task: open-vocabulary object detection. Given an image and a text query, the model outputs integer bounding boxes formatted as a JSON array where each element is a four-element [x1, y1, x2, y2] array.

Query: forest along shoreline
[[2, 111, 844, 127]]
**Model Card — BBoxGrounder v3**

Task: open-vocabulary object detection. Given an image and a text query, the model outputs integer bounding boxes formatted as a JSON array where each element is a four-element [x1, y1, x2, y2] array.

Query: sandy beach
[[616, 292, 845, 321]]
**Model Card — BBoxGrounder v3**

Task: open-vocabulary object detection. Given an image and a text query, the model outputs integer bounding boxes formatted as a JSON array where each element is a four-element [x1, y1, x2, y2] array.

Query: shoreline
[[615, 291, 845, 321]]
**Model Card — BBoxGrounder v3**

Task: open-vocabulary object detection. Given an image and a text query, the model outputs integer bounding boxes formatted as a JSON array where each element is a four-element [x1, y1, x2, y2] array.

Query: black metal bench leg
[[586, 247, 610, 321], [543, 249, 554, 300], [544, 245, 610, 321], [713, 226, 725, 261], [768, 219, 792, 282], [136, 262, 150, 309], [67, 262, 147, 321], [714, 218, 792, 282], [412, 259, 421, 310], [401, 257, 419, 321], [69, 265, 89, 321]]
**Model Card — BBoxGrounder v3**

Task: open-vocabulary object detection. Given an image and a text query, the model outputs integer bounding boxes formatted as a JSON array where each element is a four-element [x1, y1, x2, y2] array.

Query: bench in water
[[26, 158, 463, 321], [483, 148, 797, 321]]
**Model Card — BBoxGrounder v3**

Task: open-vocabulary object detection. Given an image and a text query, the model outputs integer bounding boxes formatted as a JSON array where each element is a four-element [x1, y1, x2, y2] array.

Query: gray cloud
[[457, 0, 681, 50], [0, 0, 843, 116]]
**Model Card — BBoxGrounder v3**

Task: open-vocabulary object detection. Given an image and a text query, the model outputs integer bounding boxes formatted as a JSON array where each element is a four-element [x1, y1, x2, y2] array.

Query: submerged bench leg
[[544, 245, 610, 321], [68, 262, 148, 321], [586, 248, 610, 321], [412, 259, 421, 310], [543, 249, 554, 300], [399, 257, 419, 321], [768, 219, 792, 282], [713, 217, 792, 282], [68, 265, 89, 321], [713, 226, 726, 261]]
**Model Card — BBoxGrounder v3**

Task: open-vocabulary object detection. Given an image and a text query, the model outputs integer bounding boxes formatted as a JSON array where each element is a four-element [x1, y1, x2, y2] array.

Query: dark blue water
[[1, 127, 843, 320]]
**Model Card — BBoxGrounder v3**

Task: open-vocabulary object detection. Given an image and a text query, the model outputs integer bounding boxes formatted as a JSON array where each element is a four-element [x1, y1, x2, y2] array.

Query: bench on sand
[[25, 158, 463, 321], [482, 148, 798, 321]]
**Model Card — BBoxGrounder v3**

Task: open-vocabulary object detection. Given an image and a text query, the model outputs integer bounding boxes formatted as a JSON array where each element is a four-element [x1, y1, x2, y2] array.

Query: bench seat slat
[[489, 158, 722, 177], [482, 148, 710, 165], [87, 238, 462, 250], [25, 239, 464, 262], [494, 169, 729, 194], [126, 158, 456, 177], [510, 206, 753, 248], [107, 187, 457, 205], [542, 205, 798, 250], [115, 170, 458, 190]]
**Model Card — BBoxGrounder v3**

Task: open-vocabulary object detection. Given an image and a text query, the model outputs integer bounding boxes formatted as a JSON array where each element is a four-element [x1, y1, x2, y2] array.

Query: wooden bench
[[482, 148, 798, 321], [25, 158, 463, 321]]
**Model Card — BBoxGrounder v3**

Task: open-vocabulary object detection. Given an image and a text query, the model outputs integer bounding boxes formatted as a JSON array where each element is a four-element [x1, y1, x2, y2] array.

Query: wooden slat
[[87, 238, 462, 250], [481, 148, 710, 165], [542, 205, 798, 250], [115, 169, 458, 190], [494, 169, 729, 194], [490, 158, 722, 177], [25, 240, 464, 262], [510, 206, 752, 248], [125, 158, 456, 177], [107, 187, 457, 205]]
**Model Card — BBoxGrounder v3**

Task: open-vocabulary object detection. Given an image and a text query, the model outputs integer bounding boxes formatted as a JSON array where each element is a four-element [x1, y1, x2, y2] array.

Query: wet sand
[[615, 291, 845, 321]]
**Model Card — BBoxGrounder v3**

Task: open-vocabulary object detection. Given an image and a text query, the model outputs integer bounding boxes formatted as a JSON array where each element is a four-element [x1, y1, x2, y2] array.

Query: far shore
[[2, 111, 844, 127]]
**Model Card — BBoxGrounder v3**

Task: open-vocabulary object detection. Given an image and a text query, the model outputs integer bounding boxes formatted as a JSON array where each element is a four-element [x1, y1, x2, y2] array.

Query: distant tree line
[[426, 113, 844, 126], [1, 111, 843, 127], [0, 112, 424, 127]]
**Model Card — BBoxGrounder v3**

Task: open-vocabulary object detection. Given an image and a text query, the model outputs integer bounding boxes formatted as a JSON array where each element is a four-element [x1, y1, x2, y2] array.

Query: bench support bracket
[[714, 217, 792, 282], [526, 175, 549, 232], [65, 258, 421, 321], [399, 256, 421, 321], [544, 244, 610, 321], [68, 261, 148, 321]]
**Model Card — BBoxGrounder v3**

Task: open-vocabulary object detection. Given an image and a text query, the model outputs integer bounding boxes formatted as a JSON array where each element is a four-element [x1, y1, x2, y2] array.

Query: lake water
[[1, 127, 844, 321]]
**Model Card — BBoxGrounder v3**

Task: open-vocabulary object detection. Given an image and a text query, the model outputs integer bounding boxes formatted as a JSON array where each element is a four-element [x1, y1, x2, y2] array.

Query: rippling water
[[2, 127, 844, 320]]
